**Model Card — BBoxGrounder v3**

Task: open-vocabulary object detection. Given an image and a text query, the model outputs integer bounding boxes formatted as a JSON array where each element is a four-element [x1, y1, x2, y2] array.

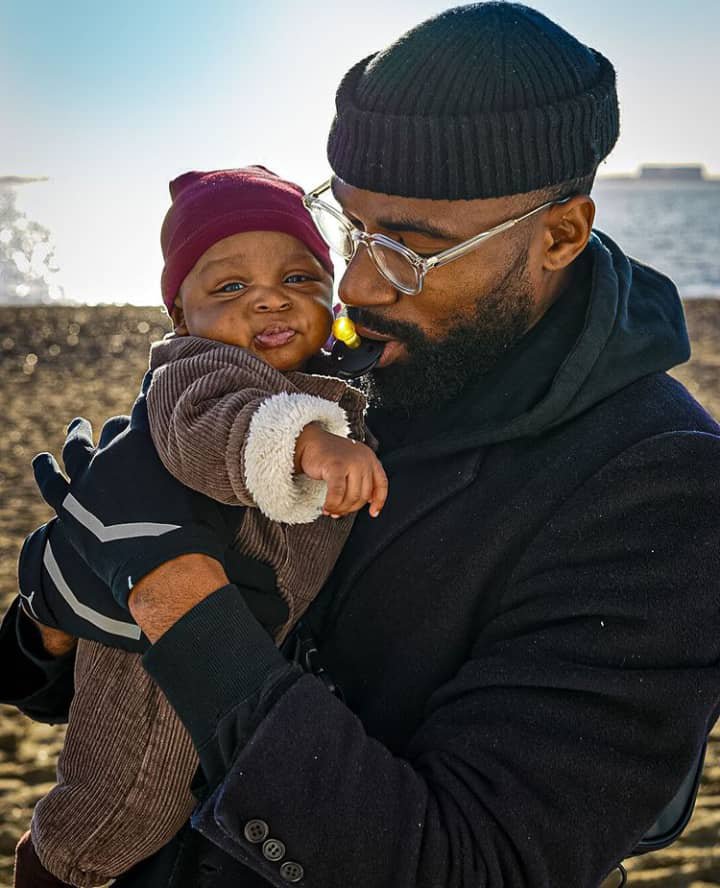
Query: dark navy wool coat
[[5, 233, 720, 887]]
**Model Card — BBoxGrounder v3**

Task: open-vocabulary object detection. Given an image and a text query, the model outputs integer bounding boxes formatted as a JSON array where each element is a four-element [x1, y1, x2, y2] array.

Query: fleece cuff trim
[[244, 392, 350, 524]]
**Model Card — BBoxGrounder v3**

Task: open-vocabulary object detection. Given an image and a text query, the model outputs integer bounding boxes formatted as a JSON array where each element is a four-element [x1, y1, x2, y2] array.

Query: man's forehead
[[330, 176, 520, 233]]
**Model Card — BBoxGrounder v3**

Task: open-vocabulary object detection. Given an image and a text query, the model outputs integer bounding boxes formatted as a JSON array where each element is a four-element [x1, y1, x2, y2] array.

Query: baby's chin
[[258, 351, 312, 373], [247, 342, 314, 373]]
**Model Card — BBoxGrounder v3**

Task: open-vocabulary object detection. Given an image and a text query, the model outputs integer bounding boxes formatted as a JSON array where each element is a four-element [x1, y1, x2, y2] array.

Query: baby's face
[[174, 231, 333, 372]]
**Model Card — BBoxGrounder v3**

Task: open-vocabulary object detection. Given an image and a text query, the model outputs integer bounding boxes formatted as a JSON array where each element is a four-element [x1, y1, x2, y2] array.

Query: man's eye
[[285, 274, 314, 284], [346, 214, 366, 232], [394, 234, 433, 258], [218, 281, 246, 293]]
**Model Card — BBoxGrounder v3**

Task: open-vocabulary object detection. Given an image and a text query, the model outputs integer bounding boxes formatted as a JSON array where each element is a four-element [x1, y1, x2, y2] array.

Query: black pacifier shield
[[325, 338, 385, 379]]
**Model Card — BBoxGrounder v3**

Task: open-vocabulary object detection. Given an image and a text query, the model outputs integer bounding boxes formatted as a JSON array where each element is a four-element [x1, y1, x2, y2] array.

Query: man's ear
[[542, 195, 595, 272], [171, 296, 189, 335]]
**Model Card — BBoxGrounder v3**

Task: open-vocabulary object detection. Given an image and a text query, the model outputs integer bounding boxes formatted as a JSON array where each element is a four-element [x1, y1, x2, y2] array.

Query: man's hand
[[128, 554, 231, 643], [18, 518, 147, 653], [31, 382, 243, 610], [18, 518, 289, 657], [294, 423, 389, 518], [17, 519, 287, 650], [31, 623, 76, 658]]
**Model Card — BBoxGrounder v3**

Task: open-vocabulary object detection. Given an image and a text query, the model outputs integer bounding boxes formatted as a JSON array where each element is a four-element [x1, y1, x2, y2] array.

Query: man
[[3, 4, 720, 886]]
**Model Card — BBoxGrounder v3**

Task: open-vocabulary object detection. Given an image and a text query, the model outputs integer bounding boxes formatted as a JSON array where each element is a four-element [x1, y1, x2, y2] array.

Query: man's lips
[[353, 323, 394, 342], [254, 324, 297, 349], [353, 323, 405, 367]]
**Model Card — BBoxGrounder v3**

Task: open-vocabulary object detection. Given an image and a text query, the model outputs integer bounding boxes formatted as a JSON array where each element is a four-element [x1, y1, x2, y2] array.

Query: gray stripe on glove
[[63, 493, 181, 541], [44, 542, 142, 640]]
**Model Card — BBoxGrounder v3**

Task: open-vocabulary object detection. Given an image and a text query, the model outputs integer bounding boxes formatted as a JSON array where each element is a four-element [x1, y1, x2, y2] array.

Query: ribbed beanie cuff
[[327, 2, 620, 199]]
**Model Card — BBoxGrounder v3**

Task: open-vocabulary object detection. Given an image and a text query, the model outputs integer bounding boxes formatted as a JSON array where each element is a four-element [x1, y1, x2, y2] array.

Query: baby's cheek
[[200, 307, 255, 348], [317, 299, 335, 337]]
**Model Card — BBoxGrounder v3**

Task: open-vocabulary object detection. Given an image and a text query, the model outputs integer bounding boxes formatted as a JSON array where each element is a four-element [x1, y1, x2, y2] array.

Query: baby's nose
[[252, 287, 292, 312]]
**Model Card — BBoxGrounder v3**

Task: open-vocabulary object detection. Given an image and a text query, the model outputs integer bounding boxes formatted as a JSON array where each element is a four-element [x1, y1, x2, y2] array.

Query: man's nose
[[251, 287, 292, 312], [338, 246, 399, 308]]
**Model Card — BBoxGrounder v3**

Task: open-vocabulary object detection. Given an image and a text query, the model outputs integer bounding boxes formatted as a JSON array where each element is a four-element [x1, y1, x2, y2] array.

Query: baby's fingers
[[322, 468, 349, 517], [329, 468, 366, 517], [369, 462, 389, 517]]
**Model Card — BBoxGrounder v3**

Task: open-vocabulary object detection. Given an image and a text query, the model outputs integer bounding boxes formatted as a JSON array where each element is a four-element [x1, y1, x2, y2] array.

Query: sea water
[[0, 178, 719, 304], [593, 179, 720, 298]]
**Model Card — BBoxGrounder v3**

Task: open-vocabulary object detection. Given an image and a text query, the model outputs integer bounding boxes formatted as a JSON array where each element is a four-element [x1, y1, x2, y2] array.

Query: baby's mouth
[[254, 323, 298, 349]]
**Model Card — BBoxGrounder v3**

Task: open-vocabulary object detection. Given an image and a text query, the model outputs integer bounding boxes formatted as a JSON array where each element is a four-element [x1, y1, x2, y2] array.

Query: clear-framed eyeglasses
[[303, 179, 570, 296]]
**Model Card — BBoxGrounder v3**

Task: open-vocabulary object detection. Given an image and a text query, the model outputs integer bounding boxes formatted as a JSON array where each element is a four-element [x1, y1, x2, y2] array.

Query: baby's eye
[[218, 281, 246, 293], [285, 274, 315, 284]]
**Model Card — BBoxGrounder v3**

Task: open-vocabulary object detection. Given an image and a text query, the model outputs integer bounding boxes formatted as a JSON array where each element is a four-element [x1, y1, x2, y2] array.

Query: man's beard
[[349, 257, 534, 415]]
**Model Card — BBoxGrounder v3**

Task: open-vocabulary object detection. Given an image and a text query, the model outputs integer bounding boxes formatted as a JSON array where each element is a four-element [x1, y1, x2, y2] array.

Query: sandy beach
[[0, 301, 718, 886]]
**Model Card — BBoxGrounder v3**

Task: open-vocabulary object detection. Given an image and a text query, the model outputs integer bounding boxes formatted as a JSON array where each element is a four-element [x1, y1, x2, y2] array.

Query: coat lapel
[[321, 447, 485, 634]]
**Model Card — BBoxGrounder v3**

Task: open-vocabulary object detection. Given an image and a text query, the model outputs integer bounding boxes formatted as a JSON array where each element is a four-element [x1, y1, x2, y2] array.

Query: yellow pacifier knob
[[332, 315, 361, 349]]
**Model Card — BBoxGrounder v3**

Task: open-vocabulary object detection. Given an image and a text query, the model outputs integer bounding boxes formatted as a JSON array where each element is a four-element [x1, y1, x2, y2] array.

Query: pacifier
[[332, 315, 362, 350], [326, 311, 385, 379]]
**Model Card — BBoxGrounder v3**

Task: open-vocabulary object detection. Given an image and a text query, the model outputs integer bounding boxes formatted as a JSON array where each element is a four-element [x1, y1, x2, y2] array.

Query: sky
[[0, 0, 718, 304]]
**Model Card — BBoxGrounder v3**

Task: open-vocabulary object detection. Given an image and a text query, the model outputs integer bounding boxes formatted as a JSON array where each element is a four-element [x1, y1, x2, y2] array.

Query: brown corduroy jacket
[[29, 336, 368, 886]]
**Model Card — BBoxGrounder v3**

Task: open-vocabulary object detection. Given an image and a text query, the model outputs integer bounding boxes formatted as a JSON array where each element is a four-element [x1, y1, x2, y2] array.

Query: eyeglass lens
[[369, 242, 420, 293], [308, 204, 354, 260], [309, 202, 420, 293]]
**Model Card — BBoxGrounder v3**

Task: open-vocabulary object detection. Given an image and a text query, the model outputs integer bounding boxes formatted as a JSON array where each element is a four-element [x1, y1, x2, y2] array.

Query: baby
[[15, 166, 386, 887]]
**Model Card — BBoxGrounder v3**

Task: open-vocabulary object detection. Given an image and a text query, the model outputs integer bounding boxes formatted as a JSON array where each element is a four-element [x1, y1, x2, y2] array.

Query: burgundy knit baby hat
[[160, 166, 333, 313]]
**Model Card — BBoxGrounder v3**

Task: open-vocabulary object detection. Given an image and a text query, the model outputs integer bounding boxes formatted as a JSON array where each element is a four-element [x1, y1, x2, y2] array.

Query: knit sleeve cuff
[[142, 584, 287, 750], [243, 392, 350, 525]]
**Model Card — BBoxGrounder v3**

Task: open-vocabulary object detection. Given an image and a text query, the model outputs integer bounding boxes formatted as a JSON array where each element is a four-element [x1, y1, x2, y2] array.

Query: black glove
[[17, 520, 289, 653], [19, 518, 148, 653], [31, 379, 246, 610]]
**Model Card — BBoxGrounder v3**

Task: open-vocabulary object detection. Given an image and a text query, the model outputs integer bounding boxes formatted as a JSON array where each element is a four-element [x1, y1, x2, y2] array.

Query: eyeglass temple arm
[[304, 179, 333, 203], [426, 197, 572, 271]]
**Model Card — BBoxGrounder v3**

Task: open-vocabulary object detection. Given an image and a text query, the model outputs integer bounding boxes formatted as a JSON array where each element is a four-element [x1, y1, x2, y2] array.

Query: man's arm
[[136, 431, 720, 887]]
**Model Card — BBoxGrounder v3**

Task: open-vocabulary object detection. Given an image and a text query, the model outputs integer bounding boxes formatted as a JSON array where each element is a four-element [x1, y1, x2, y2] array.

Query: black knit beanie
[[327, 2, 619, 199]]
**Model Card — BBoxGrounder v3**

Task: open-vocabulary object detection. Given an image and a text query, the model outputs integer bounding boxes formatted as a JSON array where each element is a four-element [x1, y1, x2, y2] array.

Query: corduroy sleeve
[[145, 345, 351, 524], [146, 431, 720, 888]]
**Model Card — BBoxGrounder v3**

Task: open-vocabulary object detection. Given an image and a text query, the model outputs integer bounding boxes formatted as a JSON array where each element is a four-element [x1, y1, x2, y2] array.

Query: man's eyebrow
[[375, 216, 457, 241], [330, 178, 457, 241]]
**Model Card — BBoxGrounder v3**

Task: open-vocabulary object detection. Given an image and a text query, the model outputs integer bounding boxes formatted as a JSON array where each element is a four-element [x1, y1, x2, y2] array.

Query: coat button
[[280, 860, 305, 882], [244, 819, 270, 844], [262, 838, 286, 862]]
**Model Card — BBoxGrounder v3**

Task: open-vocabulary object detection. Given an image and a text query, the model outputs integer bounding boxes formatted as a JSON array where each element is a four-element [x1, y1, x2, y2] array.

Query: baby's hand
[[295, 423, 388, 518]]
